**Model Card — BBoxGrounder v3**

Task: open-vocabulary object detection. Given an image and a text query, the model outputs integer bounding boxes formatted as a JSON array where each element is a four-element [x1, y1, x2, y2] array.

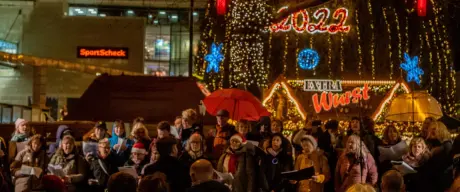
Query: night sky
[[448, 4, 460, 71]]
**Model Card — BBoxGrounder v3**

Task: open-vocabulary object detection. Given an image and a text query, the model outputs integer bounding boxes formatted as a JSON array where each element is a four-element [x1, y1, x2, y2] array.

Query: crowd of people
[[1, 110, 460, 192]]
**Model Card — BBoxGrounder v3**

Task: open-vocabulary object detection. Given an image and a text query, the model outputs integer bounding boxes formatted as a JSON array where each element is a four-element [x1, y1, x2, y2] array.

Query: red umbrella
[[203, 88, 270, 121]]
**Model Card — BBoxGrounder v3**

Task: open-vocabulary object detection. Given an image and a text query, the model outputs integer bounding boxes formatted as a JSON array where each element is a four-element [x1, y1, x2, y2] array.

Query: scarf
[[188, 150, 203, 160], [225, 148, 240, 174], [267, 148, 282, 157], [11, 133, 28, 142]]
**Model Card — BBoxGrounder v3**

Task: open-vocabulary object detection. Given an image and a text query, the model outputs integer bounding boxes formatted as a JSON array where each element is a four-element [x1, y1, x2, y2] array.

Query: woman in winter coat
[[10, 134, 48, 192], [87, 139, 123, 192], [10, 119, 31, 142], [335, 135, 378, 192], [271, 120, 293, 155], [263, 132, 294, 192], [124, 142, 149, 176], [130, 123, 152, 154], [401, 137, 431, 192], [9, 119, 33, 164], [179, 133, 210, 170], [293, 134, 330, 192], [47, 125, 73, 157], [419, 121, 453, 192], [217, 133, 255, 192], [49, 135, 88, 192], [109, 120, 134, 163]]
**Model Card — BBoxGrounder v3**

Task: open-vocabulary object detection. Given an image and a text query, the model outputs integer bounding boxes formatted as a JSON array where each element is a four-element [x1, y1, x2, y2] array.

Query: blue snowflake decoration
[[205, 43, 224, 73], [297, 48, 320, 70], [400, 53, 424, 85]]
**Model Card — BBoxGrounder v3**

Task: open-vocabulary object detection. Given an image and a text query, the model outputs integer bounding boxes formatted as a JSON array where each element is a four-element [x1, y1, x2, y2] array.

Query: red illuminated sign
[[312, 84, 370, 113], [77, 47, 129, 59]]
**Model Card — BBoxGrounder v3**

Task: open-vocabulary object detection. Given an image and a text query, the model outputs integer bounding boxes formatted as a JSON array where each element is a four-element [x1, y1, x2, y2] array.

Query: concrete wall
[[0, 65, 95, 107], [21, 1, 145, 73]]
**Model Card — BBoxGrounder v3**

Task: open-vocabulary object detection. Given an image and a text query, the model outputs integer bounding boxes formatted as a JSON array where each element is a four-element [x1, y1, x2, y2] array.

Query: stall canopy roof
[[66, 74, 215, 124]]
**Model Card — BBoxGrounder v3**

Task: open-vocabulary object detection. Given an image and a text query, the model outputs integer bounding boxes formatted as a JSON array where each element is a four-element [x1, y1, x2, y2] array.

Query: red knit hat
[[131, 142, 147, 154], [230, 133, 246, 144]]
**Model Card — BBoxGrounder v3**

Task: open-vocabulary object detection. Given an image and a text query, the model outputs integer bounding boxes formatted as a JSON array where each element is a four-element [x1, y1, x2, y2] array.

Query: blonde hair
[[131, 123, 150, 140], [409, 137, 428, 155], [182, 109, 198, 123], [346, 183, 376, 192], [345, 135, 370, 157], [430, 121, 451, 142]]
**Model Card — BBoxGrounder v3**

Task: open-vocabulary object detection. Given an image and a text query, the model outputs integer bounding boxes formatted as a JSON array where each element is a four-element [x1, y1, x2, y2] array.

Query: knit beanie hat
[[131, 142, 147, 154], [230, 133, 246, 144], [301, 135, 318, 149], [15, 118, 27, 129]]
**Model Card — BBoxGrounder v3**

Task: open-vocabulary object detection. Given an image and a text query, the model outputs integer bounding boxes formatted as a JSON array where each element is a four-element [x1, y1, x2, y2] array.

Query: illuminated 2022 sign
[[270, 7, 350, 34], [303, 79, 370, 113]]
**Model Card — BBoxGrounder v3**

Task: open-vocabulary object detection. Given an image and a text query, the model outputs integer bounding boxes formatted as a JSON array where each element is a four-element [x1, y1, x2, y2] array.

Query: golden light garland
[[404, 17, 409, 77], [295, 35, 300, 78], [393, 8, 402, 78], [382, 8, 393, 79], [262, 77, 307, 120], [340, 33, 344, 76], [283, 34, 289, 74], [367, 0, 375, 79], [327, 35, 332, 78], [229, 0, 270, 88], [372, 81, 411, 121], [355, 10, 362, 78]]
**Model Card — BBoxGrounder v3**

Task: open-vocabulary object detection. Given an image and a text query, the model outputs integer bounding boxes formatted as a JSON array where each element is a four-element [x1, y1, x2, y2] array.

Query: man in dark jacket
[[143, 137, 191, 192], [88, 139, 123, 192], [188, 159, 230, 192]]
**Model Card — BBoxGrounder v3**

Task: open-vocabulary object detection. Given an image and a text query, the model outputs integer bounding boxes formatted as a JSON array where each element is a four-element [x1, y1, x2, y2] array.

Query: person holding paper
[[217, 133, 255, 192], [109, 120, 134, 163], [47, 125, 73, 157], [87, 139, 123, 192], [335, 135, 377, 192], [418, 121, 453, 192], [262, 132, 294, 192], [293, 135, 330, 192], [378, 126, 405, 178], [399, 137, 430, 192], [124, 142, 149, 176], [49, 135, 88, 192], [10, 134, 47, 192]]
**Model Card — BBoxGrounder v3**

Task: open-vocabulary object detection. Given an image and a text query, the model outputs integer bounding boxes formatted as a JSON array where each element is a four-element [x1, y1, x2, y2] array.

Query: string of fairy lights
[[366, 0, 376, 79], [393, 8, 402, 77], [382, 8, 393, 79]]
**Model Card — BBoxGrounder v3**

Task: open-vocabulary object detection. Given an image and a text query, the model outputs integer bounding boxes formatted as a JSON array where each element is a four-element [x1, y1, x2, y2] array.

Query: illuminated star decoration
[[205, 43, 224, 73], [400, 52, 424, 85], [297, 48, 320, 70]]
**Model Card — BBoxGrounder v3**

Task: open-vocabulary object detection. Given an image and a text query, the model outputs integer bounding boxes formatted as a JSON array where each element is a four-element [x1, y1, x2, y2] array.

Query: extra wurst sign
[[303, 79, 370, 113]]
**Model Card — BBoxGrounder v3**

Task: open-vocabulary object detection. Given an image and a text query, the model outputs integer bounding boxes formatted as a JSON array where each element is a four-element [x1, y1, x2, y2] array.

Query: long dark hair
[[269, 132, 288, 152]]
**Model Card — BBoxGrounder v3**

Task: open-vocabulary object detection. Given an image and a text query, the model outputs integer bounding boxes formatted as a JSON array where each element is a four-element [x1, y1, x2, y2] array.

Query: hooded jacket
[[47, 125, 72, 157], [108, 125, 134, 149]]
